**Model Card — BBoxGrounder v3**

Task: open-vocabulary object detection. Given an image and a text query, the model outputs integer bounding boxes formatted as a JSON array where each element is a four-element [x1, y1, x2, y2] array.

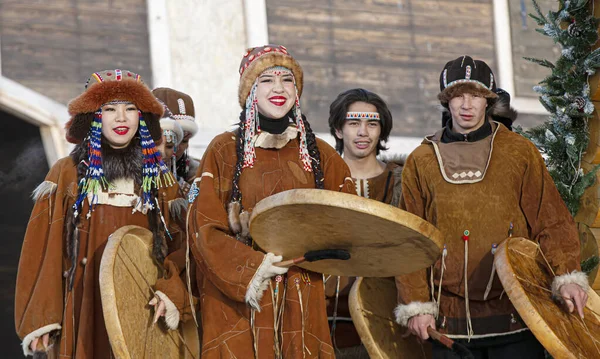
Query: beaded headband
[[346, 112, 380, 120], [163, 129, 178, 146]]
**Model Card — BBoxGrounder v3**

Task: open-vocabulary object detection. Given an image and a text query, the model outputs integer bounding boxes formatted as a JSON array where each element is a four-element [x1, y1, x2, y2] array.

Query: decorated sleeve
[[521, 141, 581, 275], [395, 154, 432, 304], [15, 160, 68, 344], [318, 139, 355, 194], [190, 138, 265, 303]]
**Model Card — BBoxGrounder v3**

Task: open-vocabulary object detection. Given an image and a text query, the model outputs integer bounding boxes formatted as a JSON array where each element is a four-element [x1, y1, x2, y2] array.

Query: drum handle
[[274, 257, 306, 268], [426, 327, 452, 348], [427, 327, 474, 359]]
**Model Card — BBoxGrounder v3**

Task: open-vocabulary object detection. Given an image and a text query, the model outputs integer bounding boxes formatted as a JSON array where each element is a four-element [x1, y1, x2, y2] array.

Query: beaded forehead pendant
[[260, 66, 292, 77], [346, 112, 380, 120]]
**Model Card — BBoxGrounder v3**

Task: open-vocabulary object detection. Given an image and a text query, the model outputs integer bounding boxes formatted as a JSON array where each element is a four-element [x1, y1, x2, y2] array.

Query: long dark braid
[[302, 115, 324, 189], [66, 134, 92, 290], [148, 187, 167, 264], [230, 110, 247, 207]]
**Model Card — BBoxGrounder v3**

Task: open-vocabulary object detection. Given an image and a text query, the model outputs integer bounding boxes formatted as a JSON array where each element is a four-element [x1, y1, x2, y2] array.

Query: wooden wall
[[0, 0, 153, 105], [266, 0, 555, 137], [266, 0, 497, 137]]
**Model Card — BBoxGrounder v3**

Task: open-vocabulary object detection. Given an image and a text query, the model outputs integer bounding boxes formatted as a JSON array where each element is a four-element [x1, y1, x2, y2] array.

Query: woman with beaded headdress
[[151, 45, 355, 358], [14, 70, 186, 357]]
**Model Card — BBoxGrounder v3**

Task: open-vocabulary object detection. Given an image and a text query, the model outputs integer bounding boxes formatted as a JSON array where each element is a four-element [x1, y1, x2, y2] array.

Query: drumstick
[[274, 249, 351, 268], [427, 327, 474, 359]]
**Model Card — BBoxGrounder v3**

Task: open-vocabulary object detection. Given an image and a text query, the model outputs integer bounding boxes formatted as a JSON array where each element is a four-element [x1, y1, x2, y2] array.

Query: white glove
[[245, 253, 289, 311]]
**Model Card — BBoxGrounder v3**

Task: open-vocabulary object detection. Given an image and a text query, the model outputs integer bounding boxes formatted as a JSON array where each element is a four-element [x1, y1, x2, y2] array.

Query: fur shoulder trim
[[394, 301, 438, 327], [22, 323, 61, 356], [168, 198, 188, 222], [31, 181, 58, 202], [154, 291, 181, 330], [551, 270, 589, 301], [228, 201, 242, 235], [380, 154, 407, 167]]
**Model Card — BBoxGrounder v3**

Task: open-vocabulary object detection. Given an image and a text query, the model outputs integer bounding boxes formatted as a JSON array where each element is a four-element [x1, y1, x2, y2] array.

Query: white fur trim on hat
[[154, 291, 181, 330], [172, 114, 198, 136], [551, 270, 589, 302], [22, 323, 61, 356], [394, 301, 438, 327], [160, 118, 184, 146]]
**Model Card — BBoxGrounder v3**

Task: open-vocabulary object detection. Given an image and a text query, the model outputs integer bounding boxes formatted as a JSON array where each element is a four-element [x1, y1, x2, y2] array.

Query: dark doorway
[[0, 110, 49, 355]]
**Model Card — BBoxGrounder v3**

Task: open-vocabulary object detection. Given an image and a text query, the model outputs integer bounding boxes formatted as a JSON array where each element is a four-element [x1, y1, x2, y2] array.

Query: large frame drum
[[99, 225, 199, 359]]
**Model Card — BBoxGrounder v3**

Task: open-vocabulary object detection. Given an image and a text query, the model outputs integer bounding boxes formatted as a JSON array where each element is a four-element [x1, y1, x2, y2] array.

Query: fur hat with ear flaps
[[238, 44, 303, 108], [438, 55, 498, 104], [65, 69, 164, 144], [438, 56, 518, 130]]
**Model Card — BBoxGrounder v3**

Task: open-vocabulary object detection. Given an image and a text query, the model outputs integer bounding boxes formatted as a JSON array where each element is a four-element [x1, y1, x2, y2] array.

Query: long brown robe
[[14, 156, 183, 358], [158, 131, 355, 358], [395, 123, 581, 338]]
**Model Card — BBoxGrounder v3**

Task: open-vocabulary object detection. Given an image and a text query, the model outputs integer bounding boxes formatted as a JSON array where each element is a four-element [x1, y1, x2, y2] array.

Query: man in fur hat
[[152, 87, 200, 195], [150, 45, 355, 358], [326, 88, 402, 357], [394, 56, 587, 358]]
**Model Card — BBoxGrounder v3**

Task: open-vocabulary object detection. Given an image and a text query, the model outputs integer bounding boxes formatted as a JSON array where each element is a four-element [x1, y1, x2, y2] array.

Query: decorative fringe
[[294, 277, 308, 358], [72, 111, 109, 218], [483, 243, 498, 300], [331, 276, 341, 350], [242, 82, 259, 169], [292, 83, 312, 172], [462, 231, 474, 339], [437, 245, 447, 315], [138, 112, 175, 212]]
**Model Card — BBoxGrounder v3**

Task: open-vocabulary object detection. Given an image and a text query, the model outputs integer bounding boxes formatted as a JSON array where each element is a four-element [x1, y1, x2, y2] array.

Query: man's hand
[[559, 283, 588, 318], [407, 313, 436, 340], [149, 296, 167, 324], [30, 332, 50, 352]]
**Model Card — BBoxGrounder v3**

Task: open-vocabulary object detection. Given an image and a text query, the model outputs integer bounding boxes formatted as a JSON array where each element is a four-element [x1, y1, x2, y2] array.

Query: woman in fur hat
[[151, 45, 355, 358], [14, 70, 186, 358]]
